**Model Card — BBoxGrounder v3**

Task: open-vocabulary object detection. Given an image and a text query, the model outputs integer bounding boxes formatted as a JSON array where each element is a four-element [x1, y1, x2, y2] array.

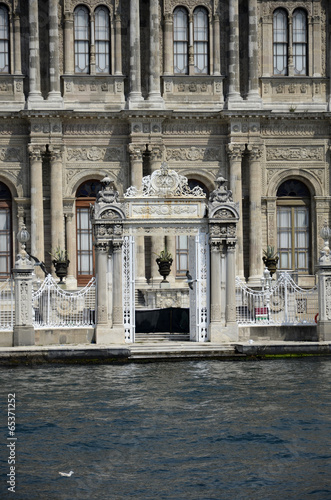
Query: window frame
[[292, 8, 308, 76], [176, 235, 189, 277], [0, 4, 9, 74], [74, 5, 111, 75], [173, 5, 210, 76], [273, 7, 308, 77], [277, 192, 311, 275], [273, 8, 288, 76], [173, 6, 189, 75]]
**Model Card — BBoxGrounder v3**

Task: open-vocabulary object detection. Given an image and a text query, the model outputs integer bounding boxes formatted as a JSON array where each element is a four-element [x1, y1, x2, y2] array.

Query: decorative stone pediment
[[125, 162, 205, 198]]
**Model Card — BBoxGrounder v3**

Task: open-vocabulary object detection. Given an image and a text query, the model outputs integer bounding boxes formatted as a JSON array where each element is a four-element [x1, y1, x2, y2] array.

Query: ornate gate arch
[[91, 164, 239, 344]]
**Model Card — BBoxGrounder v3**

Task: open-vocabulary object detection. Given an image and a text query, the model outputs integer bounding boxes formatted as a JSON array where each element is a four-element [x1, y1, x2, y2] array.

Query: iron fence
[[236, 272, 318, 326], [0, 278, 13, 330], [32, 275, 96, 328]]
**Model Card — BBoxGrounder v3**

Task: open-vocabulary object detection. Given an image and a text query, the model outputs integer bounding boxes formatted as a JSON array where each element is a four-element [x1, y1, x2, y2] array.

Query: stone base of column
[[13, 326, 35, 346], [209, 321, 238, 342], [47, 91, 64, 108], [317, 321, 331, 341], [225, 93, 243, 110], [146, 93, 165, 109], [127, 93, 144, 109], [95, 325, 125, 344], [27, 92, 44, 109], [243, 92, 263, 109], [247, 274, 262, 287]]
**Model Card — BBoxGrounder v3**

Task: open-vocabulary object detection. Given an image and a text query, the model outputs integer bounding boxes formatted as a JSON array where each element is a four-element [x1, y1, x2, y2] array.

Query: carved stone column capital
[[28, 145, 45, 161], [226, 143, 245, 160], [128, 143, 144, 161], [247, 144, 263, 160], [48, 145, 63, 161], [95, 242, 109, 253]]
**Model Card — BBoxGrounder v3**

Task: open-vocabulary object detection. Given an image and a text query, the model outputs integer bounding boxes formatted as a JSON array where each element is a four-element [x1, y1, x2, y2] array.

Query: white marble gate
[[91, 165, 239, 344]]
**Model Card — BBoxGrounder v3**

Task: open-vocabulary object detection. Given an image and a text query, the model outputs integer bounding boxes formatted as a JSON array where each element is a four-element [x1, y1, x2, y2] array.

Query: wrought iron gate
[[189, 231, 209, 342], [123, 235, 135, 342]]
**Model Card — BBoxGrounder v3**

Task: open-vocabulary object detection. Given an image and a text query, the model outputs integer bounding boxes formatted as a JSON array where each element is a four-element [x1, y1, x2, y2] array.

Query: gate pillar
[[91, 176, 126, 344], [208, 177, 239, 342], [317, 223, 331, 340]]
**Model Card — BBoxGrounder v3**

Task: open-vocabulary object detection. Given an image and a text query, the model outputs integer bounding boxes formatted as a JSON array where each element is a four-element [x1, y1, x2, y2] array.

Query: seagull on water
[[59, 471, 74, 477], [186, 270, 197, 290]]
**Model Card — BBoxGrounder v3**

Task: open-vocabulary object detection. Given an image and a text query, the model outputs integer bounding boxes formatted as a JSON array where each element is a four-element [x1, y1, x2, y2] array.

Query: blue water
[[1, 359, 331, 499]]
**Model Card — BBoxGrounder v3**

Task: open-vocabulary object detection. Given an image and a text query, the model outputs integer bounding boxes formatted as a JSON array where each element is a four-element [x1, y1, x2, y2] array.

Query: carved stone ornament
[[209, 176, 233, 205], [125, 162, 205, 198], [92, 174, 125, 220]]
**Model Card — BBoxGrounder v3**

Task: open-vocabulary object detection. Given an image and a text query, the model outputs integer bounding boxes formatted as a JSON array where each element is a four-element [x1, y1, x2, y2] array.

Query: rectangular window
[[0, 206, 11, 278], [77, 206, 93, 284], [176, 236, 189, 276], [277, 206, 309, 273]]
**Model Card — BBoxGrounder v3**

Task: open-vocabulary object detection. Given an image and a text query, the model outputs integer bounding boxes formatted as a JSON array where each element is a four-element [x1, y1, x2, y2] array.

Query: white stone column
[[227, 143, 245, 277], [210, 242, 222, 325], [28, 0, 43, 104], [163, 13, 173, 75], [64, 211, 77, 289], [114, 14, 122, 75], [226, 242, 238, 329], [261, 13, 273, 77], [128, 0, 143, 106], [64, 12, 74, 74], [128, 144, 144, 189], [247, 0, 262, 105], [49, 146, 65, 253], [213, 14, 221, 76], [147, 0, 164, 106], [28, 145, 45, 269], [129, 144, 145, 284], [227, 0, 242, 105], [312, 7, 322, 77], [247, 144, 263, 284], [95, 242, 109, 343], [48, 0, 63, 103], [13, 12, 22, 74]]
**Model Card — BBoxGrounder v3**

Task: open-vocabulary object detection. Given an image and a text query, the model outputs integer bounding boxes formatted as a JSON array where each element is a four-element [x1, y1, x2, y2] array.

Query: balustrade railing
[[0, 278, 14, 330], [32, 275, 96, 328], [236, 272, 318, 326]]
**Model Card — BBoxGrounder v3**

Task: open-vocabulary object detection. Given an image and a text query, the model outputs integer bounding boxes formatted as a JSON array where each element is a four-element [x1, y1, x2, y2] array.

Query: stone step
[[135, 332, 190, 342]]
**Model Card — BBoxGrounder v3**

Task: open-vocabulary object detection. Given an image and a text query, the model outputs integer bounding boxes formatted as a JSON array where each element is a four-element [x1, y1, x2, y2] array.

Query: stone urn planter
[[156, 249, 173, 283], [51, 248, 70, 283], [262, 246, 279, 277]]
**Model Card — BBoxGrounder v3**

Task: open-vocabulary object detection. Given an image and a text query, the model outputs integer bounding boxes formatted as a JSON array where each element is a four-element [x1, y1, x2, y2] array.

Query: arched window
[[0, 182, 11, 279], [95, 6, 110, 74], [0, 4, 9, 74], [277, 179, 310, 273], [76, 180, 102, 285], [174, 7, 188, 74], [273, 9, 288, 75], [74, 6, 90, 73], [293, 9, 307, 75], [193, 7, 209, 74]]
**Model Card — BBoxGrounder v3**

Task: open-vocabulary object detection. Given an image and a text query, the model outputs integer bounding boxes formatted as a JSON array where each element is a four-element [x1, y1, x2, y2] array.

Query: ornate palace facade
[[0, 0, 330, 290]]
